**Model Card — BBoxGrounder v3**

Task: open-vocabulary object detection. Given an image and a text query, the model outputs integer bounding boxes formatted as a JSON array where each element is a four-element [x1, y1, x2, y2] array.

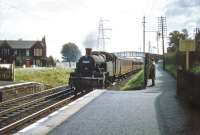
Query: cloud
[[83, 32, 97, 49], [165, 6, 191, 17], [0, 0, 32, 16], [177, 0, 200, 7], [33, 0, 87, 14], [165, 0, 200, 16], [165, 0, 200, 33]]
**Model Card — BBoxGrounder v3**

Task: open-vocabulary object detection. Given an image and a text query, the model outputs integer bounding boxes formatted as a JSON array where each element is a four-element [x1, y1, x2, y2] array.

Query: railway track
[[0, 85, 84, 134], [0, 85, 68, 111]]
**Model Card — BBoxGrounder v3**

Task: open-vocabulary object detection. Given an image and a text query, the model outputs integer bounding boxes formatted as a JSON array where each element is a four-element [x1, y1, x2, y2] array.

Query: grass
[[165, 64, 177, 78], [121, 69, 144, 90], [15, 68, 72, 88], [190, 65, 200, 74]]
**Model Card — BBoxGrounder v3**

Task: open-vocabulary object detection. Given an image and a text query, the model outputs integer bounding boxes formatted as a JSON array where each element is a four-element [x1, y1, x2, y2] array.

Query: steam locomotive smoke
[[83, 32, 97, 49]]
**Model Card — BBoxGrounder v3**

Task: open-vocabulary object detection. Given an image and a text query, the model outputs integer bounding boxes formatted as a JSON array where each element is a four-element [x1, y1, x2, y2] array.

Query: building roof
[[0, 40, 44, 49]]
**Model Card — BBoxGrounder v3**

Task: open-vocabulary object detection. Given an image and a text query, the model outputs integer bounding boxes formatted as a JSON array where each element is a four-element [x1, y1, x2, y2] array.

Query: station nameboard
[[179, 39, 195, 52]]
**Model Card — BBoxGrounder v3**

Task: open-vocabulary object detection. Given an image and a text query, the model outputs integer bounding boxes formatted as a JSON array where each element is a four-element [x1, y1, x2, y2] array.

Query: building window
[[34, 48, 42, 56], [26, 49, 30, 56], [15, 50, 17, 55], [18, 50, 21, 56], [2, 48, 10, 55]]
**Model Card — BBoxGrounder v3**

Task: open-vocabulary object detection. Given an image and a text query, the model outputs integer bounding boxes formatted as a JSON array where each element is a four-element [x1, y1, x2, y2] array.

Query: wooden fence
[[177, 69, 200, 106], [166, 51, 200, 71], [0, 64, 14, 81]]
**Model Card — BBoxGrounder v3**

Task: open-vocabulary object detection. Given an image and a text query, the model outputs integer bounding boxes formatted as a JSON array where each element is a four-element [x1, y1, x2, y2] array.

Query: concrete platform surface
[[49, 90, 160, 135]]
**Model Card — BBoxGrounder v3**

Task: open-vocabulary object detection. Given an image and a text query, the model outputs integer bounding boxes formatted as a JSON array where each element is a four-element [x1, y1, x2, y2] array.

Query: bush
[[190, 65, 200, 74]]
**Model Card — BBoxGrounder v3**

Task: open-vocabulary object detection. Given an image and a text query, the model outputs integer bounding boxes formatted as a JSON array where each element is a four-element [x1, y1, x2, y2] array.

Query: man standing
[[149, 58, 156, 86]]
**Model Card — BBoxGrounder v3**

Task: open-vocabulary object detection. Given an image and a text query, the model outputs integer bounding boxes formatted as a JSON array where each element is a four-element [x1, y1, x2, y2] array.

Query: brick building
[[0, 37, 47, 67]]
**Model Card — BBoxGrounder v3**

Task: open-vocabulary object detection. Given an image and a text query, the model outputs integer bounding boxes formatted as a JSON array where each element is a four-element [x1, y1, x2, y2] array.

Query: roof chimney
[[85, 48, 92, 55]]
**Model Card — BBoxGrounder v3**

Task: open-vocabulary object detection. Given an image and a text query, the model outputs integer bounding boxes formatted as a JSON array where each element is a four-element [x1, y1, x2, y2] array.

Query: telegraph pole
[[194, 28, 200, 36], [161, 17, 165, 70], [143, 16, 146, 53], [143, 16, 147, 88], [158, 16, 167, 70], [157, 31, 160, 54]]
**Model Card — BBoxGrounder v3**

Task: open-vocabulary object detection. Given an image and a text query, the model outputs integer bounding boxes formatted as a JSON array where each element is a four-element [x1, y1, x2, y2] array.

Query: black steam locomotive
[[69, 48, 143, 92]]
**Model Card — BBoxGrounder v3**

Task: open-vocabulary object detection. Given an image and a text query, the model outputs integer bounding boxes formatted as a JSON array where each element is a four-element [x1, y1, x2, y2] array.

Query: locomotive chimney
[[85, 48, 92, 55]]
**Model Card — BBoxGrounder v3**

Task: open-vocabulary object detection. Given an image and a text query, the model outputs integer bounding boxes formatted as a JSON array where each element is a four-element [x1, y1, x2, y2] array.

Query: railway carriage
[[69, 48, 143, 92]]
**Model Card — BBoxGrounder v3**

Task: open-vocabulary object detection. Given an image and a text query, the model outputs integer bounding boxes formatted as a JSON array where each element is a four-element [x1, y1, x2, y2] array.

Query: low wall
[[0, 82, 48, 102], [177, 69, 200, 106]]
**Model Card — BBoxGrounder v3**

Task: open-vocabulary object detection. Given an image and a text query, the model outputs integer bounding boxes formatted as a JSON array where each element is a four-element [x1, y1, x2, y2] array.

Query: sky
[[0, 0, 200, 59]]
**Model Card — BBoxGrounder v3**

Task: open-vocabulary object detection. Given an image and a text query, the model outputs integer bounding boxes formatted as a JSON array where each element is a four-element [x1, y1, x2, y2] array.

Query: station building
[[0, 37, 47, 67]]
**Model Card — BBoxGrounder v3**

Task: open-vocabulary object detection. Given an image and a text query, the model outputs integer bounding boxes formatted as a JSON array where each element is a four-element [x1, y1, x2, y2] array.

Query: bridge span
[[114, 51, 145, 58], [114, 51, 162, 58]]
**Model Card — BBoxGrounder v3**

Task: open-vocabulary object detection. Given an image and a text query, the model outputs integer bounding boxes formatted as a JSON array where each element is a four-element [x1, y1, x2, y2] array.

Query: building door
[[26, 59, 31, 67]]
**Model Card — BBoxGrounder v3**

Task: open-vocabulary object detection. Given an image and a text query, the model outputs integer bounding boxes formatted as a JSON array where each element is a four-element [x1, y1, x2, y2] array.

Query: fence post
[[144, 53, 149, 88], [12, 63, 15, 81], [176, 69, 180, 96], [0, 91, 2, 102]]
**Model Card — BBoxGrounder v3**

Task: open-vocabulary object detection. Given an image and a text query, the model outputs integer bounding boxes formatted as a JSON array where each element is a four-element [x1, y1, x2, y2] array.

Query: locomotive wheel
[[69, 81, 80, 96]]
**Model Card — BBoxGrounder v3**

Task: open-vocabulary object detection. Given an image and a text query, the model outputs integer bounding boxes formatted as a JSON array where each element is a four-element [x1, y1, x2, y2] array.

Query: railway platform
[[15, 64, 200, 135], [0, 81, 16, 87]]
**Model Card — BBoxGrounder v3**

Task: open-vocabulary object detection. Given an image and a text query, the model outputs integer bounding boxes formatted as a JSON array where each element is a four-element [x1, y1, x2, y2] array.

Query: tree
[[46, 56, 56, 67], [181, 29, 189, 40], [169, 29, 189, 49], [169, 30, 181, 48], [61, 43, 81, 62]]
